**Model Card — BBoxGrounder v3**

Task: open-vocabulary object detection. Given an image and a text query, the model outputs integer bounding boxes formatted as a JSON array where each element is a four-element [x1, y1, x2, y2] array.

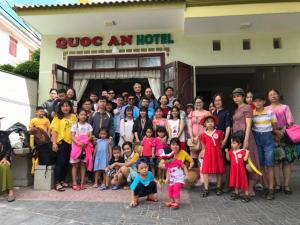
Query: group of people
[[1, 82, 296, 207]]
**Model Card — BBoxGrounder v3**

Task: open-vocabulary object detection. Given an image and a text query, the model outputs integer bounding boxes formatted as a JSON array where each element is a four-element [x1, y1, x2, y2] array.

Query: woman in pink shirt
[[266, 89, 296, 194]]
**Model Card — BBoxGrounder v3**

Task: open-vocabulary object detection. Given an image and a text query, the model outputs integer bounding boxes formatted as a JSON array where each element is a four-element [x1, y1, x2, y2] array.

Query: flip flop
[[55, 184, 65, 192], [129, 201, 139, 208]]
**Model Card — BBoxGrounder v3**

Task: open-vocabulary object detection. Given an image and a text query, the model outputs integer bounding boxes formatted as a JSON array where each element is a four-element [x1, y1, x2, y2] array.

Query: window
[[117, 58, 138, 68], [54, 65, 71, 89], [243, 39, 251, 50], [139, 56, 161, 67], [273, 38, 282, 49], [95, 58, 115, 69], [71, 59, 93, 69], [212, 40, 221, 51], [9, 36, 17, 57]]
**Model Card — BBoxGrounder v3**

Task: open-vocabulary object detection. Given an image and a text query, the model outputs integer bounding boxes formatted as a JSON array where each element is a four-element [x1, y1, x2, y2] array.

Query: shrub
[[13, 60, 39, 79], [0, 64, 15, 73]]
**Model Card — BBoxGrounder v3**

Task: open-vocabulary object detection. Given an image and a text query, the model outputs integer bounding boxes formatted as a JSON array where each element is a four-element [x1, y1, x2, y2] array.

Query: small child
[[130, 158, 161, 208], [200, 115, 225, 197], [70, 109, 94, 191], [142, 127, 155, 175], [29, 106, 50, 134], [105, 146, 125, 190], [225, 131, 250, 202], [94, 129, 112, 190], [160, 147, 188, 209], [153, 126, 169, 182]]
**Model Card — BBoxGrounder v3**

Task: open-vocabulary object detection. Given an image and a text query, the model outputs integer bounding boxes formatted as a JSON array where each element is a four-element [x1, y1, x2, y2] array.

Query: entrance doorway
[[195, 65, 300, 122]]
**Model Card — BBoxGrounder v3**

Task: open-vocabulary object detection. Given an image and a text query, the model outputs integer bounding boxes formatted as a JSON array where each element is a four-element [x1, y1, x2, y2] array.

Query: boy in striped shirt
[[252, 94, 277, 200]]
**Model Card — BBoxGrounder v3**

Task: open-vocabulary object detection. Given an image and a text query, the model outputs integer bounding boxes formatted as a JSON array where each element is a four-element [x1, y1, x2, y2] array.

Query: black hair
[[57, 89, 67, 94], [78, 108, 87, 115], [99, 128, 108, 138], [112, 145, 121, 152], [169, 106, 181, 120], [122, 141, 133, 150], [66, 88, 77, 101], [106, 100, 113, 105], [212, 92, 226, 107], [115, 94, 124, 100], [173, 99, 181, 105], [145, 127, 154, 137], [267, 89, 280, 96], [57, 99, 74, 119], [194, 96, 204, 104], [170, 137, 181, 147], [136, 157, 149, 169], [98, 96, 108, 102], [165, 86, 174, 92], [90, 91, 98, 96], [253, 94, 266, 101], [36, 106, 44, 111], [141, 96, 150, 102], [49, 88, 57, 94], [231, 131, 245, 145], [155, 107, 163, 113], [156, 126, 168, 138], [82, 98, 93, 104], [158, 95, 169, 105]]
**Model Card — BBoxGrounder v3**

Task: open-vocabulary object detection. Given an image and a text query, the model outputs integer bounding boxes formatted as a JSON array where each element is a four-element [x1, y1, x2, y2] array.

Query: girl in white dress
[[119, 106, 134, 147]]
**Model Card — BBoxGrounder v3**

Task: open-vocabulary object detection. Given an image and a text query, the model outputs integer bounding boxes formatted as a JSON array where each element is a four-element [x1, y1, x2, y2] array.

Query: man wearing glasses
[[120, 93, 139, 120], [107, 89, 117, 110]]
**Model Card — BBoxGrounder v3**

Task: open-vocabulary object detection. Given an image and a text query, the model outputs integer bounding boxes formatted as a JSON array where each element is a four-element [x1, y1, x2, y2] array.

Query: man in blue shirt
[[120, 93, 139, 120]]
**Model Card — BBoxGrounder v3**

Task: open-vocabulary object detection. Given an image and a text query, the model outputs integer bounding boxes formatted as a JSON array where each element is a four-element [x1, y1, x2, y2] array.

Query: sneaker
[[216, 188, 223, 196], [99, 184, 108, 191], [111, 185, 119, 190], [230, 193, 239, 200], [266, 190, 275, 200], [202, 189, 209, 198], [7, 195, 15, 202]]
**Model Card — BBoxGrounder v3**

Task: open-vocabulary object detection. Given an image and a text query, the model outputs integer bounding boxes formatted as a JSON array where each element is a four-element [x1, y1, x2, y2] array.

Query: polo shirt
[[252, 108, 277, 133]]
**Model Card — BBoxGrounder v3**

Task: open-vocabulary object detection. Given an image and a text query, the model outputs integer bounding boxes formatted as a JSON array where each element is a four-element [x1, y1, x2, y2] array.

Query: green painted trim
[[187, 0, 300, 6]]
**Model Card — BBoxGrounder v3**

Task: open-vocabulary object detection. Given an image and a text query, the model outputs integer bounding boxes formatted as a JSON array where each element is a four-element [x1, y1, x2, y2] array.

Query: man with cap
[[252, 94, 278, 200]]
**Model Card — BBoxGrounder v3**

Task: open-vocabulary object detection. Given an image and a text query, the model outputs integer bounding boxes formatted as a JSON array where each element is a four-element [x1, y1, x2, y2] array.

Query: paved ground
[[1, 162, 300, 225]]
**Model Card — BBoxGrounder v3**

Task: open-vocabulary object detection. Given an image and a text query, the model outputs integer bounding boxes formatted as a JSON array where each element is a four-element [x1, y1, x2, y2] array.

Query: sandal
[[93, 184, 98, 188], [55, 184, 65, 192], [61, 182, 70, 188], [216, 188, 223, 196], [80, 184, 86, 190], [165, 202, 173, 207], [202, 189, 209, 198], [241, 195, 251, 203], [123, 185, 130, 190], [230, 192, 239, 200], [171, 202, 180, 209], [274, 185, 282, 193], [283, 186, 292, 195], [72, 184, 80, 191]]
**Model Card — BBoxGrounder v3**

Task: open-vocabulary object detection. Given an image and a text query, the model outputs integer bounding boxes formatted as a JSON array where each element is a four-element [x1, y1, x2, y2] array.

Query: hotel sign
[[56, 33, 174, 49]]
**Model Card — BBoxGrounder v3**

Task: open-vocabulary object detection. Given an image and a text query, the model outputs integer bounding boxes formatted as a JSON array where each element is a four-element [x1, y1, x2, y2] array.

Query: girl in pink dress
[[225, 131, 250, 202], [200, 115, 225, 197], [142, 127, 155, 175]]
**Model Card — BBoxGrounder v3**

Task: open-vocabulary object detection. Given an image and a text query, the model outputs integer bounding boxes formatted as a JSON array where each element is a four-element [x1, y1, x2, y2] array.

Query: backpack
[[29, 127, 50, 145], [34, 142, 56, 166], [6, 123, 29, 149]]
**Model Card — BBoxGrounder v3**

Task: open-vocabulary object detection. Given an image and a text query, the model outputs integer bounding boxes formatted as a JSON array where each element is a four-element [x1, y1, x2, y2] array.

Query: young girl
[[200, 115, 225, 197], [167, 106, 186, 150], [94, 129, 112, 190], [153, 126, 169, 182], [105, 145, 124, 190], [152, 107, 168, 131], [119, 106, 134, 147], [225, 131, 250, 202], [142, 127, 155, 175], [130, 158, 161, 208], [70, 109, 94, 191], [161, 139, 188, 209], [51, 100, 77, 192]]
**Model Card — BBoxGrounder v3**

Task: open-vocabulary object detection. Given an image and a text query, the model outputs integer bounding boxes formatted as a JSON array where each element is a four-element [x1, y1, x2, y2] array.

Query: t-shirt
[[50, 114, 77, 144], [153, 137, 168, 157], [166, 160, 185, 185], [109, 157, 125, 165], [252, 108, 277, 133], [176, 150, 193, 164], [142, 137, 155, 157], [124, 152, 140, 168], [130, 171, 154, 191], [71, 122, 93, 136], [29, 117, 50, 132]]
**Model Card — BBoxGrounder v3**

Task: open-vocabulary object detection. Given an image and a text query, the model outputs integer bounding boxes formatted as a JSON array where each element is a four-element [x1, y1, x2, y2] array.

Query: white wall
[[0, 71, 38, 130]]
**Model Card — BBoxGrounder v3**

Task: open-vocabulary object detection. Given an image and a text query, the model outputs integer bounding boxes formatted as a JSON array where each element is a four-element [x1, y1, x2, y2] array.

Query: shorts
[[253, 131, 275, 167], [153, 157, 160, 168], [107, 168, 117, 178], [168, 183, 183, 199], [70, 158, 86, 164], [134, 181, 157, 197]]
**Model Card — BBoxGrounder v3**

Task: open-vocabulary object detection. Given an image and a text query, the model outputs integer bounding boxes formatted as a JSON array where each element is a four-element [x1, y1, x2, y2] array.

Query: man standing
[[107, 89, 117, 110], [165, 86, 176, 107], [120, 93, 139, 120], [42, 88, 57, 120], [88, 96, 114, 139], [138, 97, 155, 120], [113, 95, 124, 146], [89, 91, 99, 111], [133, 83, 142, 107]]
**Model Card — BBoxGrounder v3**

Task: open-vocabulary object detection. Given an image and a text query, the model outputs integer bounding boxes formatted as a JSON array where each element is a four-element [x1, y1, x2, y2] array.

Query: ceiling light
[[240, 22, 252, 29]]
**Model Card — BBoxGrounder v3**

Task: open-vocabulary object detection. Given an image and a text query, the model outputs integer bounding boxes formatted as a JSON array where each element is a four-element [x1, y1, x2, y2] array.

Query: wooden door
[[163, 61, 194, 106], [52, 64, 73, 89]]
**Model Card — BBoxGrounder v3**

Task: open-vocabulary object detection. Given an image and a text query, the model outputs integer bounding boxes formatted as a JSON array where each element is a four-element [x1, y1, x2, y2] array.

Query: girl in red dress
[[200, 115, 225, 197], [225, 131, 250, 202]]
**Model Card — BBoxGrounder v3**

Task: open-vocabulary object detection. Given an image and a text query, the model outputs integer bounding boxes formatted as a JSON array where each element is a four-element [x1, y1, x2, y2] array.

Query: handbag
[[286, 125, 300, 144], [187, 138, 201, 152]]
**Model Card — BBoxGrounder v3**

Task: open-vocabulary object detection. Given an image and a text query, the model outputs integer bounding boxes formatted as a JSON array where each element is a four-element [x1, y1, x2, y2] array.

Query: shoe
[[165, 202, 173, 207], [283, 186, 292, 195], [7, 195, 15, 202], [230, 192, 239, 200], [202, 189, 209, 198], [99, 184, 108, 191], [80, 184, 86, 190], [72, 184, 80, 191], [255, 183, 264, 191], [111, 185, 119, 190], [171, 202, 180, 209], [216, 188, 222, 196], [266, 190, 275, 200], [241, 195, 251, 203], [274, 185, 282, 193]]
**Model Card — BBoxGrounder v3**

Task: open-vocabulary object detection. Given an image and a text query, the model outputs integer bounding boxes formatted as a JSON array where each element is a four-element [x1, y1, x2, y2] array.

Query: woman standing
[[188, 96, 211, 160], [119, 106, 134, 147], [266, 89, 296, 194], [51, 100, 77, 191], [167, 106, 186, 150], [158, 95, 170, 118], [232, 88, 260, 196], [66, 88, 78, 114], [133, 106, 153, 144]]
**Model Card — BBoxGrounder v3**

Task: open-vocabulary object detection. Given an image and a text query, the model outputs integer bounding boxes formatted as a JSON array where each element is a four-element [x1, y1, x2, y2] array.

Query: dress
[[233, 104, 260, 181], [119, 118, 134, 147], [228, 149, 249, 191], [201, 130, 225, 174], [94, 139, 110, 171], [188, 110, 211, 158], [168, 119, 185, 142], [166, 159, 185, 199]]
